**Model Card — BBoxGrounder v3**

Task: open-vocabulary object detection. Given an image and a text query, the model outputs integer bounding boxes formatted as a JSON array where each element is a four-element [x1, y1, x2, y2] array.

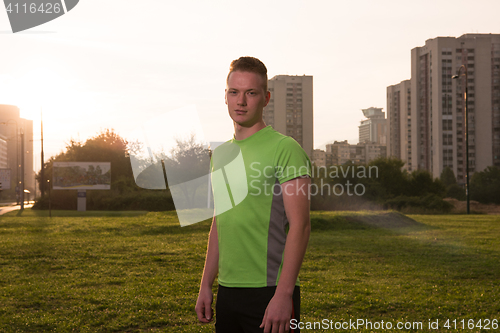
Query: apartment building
[[387, 80, 412, 170], [326, 140, 351, 165], [313, 140, 386, 167], [263, 75, 314, 158], [404, 34, 500, 182], [312, 149, 334, 167]]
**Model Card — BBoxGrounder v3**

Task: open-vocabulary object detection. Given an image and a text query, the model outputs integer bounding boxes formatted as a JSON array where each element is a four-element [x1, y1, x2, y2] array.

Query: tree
[[36, 129, 136, 197], [408, 170, 445, 197], [440, 167, 457, 187], [163, 135, 211, 208], [439, 167, 464, 200], [470, 166, 500, 204], [367, 157, 409, 199]]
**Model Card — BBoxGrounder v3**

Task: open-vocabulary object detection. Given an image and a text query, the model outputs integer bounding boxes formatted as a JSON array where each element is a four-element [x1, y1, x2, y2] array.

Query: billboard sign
[[53, 162, 111, 190]]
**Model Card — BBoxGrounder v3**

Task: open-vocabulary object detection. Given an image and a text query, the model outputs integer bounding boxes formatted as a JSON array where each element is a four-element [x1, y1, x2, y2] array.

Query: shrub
[[470, 166, 500, 204], [446, 184, 466, 201], [384, 194, 453, 213], [33, 190, 175, 211]]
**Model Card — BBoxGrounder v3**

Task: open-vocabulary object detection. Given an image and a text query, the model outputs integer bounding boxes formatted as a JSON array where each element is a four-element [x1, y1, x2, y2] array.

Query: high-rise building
[[358, 107, 387, 144], [387, 80, 412, 170], [402, 34, 500, 182], [0, 135, 7, 169], [263, 75, 313, 158], [0, 104, 35, 197]]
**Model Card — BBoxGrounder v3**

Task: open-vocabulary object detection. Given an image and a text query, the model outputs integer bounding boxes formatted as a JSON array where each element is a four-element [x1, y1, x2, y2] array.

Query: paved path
[[0, 203, 34, 215]]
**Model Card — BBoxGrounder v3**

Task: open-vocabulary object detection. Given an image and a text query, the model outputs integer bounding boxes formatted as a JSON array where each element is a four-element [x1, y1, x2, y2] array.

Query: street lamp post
[[20, 129, 24, 210], [452, 65, 470, 214], [47, 179, 51, 218], [41, 109, 45, 197]]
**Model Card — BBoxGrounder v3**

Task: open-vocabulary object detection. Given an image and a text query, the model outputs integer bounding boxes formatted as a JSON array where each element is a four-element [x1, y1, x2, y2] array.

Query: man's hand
[[195, 288, 214, 323], [259, 292, 292, 333]]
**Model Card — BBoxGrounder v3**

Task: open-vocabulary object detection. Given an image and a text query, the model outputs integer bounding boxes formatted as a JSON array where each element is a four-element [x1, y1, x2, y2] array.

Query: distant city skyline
[[2, 0, 500, 172], [388, 33, 500, 179]]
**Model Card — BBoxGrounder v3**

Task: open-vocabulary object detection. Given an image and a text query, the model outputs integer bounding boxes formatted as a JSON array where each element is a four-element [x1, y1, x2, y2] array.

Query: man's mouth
[[235, 110, 247, 114]]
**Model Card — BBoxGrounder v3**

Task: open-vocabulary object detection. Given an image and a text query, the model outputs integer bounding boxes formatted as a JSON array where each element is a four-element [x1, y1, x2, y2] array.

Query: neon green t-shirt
[[211, 126, 311, 288]]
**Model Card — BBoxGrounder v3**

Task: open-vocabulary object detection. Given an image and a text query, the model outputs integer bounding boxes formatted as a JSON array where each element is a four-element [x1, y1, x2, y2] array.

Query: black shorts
[[215, 284, 300, 333]]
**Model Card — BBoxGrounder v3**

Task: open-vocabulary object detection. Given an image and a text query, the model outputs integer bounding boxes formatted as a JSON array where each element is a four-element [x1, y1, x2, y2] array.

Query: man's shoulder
[[260, 127, 300, 148], [272, 133, 307, 156]]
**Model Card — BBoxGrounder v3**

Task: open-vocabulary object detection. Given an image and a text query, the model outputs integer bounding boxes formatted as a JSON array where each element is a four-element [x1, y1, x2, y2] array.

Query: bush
[[470, 166, 500, 204], [440, 167, 457, 187], [409, 170, 446, 197], [33, 190, 175, 211], [446, 184, 466, 201], [384, 194, 453, 213]]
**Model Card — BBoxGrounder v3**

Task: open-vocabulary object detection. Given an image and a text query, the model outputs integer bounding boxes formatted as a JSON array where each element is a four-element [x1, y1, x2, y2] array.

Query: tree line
[[34, 129, 500, 212]]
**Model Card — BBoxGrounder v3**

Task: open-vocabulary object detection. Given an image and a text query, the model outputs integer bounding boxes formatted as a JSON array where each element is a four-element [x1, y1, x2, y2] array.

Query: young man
[[195, 56, 311, 333]]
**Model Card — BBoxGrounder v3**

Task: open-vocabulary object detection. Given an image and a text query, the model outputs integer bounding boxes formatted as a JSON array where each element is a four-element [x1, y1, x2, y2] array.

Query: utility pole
[[41, 109, 45, 197]]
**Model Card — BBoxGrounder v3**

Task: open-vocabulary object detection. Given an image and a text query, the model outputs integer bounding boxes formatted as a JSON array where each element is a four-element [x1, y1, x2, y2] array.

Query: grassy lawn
[[0, 210, 498, 332]]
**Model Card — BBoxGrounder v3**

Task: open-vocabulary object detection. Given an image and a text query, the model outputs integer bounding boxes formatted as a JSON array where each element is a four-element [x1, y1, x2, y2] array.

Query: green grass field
[[0, 210, 498, 332]]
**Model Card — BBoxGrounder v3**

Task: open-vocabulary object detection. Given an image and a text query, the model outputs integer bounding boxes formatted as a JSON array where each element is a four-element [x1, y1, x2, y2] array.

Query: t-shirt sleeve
[[274, 137, 312, 184]]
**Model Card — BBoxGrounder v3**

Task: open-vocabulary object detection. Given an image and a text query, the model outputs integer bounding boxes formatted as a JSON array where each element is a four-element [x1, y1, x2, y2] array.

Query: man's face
[[225, 71, 270, 128]]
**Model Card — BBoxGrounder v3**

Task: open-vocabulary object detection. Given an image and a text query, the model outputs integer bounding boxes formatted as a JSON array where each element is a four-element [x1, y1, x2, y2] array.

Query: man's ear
[[264, 90, 271, 107], [225, 89, 228, 105]]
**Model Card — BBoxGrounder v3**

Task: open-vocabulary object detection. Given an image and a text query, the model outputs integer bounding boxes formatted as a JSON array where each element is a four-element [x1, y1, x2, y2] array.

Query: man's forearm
[[200, 217, 219, 290], [275, 221, 310, 297], [275, 177, 311, 297]]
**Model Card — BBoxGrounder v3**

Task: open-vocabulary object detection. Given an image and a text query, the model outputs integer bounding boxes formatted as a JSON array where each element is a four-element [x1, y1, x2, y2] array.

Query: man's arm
[[195, 216, 219, 323], [260, 176, 311, 333]]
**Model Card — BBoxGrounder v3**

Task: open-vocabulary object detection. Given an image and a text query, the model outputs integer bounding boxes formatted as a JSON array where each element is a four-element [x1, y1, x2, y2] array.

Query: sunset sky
[[2, 0, 500, 171]]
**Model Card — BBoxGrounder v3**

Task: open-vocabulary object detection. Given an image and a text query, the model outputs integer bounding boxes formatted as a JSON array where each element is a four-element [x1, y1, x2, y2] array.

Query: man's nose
[[237, 93, 246, 105]]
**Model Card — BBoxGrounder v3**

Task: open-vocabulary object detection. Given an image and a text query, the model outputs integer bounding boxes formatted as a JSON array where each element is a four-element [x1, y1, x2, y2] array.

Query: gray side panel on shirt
[[267, 179, 288, 286]]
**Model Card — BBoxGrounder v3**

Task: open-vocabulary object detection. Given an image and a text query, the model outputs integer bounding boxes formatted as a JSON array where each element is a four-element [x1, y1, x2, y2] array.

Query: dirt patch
[[444, 198, 500, 214]]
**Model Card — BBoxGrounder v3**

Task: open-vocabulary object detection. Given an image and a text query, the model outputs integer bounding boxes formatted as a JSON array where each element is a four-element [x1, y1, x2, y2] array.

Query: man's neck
[[233, 121, 267, 141]]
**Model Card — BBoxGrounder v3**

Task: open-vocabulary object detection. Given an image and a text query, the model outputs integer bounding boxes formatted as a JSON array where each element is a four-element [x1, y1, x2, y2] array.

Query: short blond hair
[[227, 56, 268, 92]]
